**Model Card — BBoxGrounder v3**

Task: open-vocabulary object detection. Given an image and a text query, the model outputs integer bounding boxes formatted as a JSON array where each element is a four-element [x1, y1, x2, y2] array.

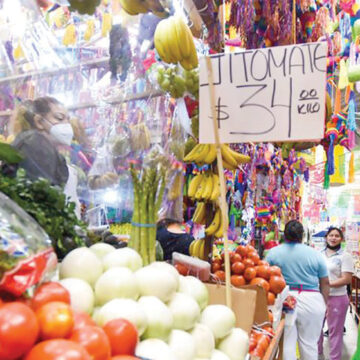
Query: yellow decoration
[[101, 13, 112, 37], [63, 24, 77, 46], [84, 19, 95, 41], [349, 151, 355, 183], [13, 42, 24, 60], [338, 59, 349, 89], [330, 145, 345, 186]]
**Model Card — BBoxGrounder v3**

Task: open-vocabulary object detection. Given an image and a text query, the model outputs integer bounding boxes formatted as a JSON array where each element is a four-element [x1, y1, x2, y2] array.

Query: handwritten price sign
[[199, 42, 327, 143]]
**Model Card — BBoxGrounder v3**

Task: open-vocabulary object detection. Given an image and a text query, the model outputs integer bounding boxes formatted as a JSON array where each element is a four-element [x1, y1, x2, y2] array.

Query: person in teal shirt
[[266, 220, 330, 360]]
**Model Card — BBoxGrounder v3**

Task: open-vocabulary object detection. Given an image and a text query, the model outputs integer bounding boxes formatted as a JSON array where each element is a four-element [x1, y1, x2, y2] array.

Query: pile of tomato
[[248, 325, 275, 359], [0, 282, 139, 360], [211, 245, 286, 305]]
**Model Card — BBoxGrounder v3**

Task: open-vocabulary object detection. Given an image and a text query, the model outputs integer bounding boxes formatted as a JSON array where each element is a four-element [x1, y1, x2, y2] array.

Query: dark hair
[[325, 227, 344, 241], [22, 97, 61, 128], [157, 218, 181, 230], [284, 220, 304, 243]]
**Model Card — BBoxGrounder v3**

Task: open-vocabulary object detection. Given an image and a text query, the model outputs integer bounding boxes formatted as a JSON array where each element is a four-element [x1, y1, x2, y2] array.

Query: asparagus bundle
[[129, 165, 166, 265]]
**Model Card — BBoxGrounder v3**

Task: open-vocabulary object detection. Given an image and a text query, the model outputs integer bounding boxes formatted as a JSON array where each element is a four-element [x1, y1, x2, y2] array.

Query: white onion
[[95, 267, 139, 305], [97, 298, 147, 335], [59, 278, 94, 314], [217, 328, 249, 360], [90, 243, 115, 260], [59, 247, 103, 287], [167, 292, 200, 331], [136, 339, 176, 360], [168, 329, 196, 360], [200, 305, 236, 339], [135, 265, 178, 303], [191, 323, 215, 358], [138, 296, 173, 341], [150, 262, 180, 289], [92, 306, 102, 323], [211, 350, 231, 360], [178, 275, 209, 310], [103, 248, 143, 272]]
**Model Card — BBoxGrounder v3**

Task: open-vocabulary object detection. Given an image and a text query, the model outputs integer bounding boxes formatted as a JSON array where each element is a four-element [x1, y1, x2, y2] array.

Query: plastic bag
[[0, 192, 57, 296]]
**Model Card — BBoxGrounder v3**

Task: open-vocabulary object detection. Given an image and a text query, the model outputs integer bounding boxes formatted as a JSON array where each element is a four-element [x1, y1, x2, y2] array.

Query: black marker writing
[[208, 97, 229, 129]]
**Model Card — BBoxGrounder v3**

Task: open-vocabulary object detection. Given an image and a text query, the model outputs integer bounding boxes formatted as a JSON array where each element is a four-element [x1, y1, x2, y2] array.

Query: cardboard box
[[241, 285, 270, 325], [205, 283, 257, 334]]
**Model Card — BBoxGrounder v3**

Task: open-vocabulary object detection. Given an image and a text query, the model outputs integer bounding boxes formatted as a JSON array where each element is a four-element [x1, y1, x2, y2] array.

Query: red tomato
[[73, 311, 96, 330], [250, 277, 270, 292], [267, 292, 276, 305], [245, 245, 256, 255], [244, 267, 257, 282], [258, 260, 270, 267], [31, 282, 71, 311], [221, 251, 235, 263], [243, 258, 255, 268], [235, 245, 247, 257], [269, 276, 286, 294], [231, 275, 246, 287], [211, 262, 222, 273], [70, 326, 111, 360], [256, 265, 270, 280], [36, 301, 74, 340], [212, 258, 223, 266], [231, 261, 245, 275], [24, 339, 91, 360], [230, 253, 242, 264], [269, 265, 282, 277], [175, 263, 189, 276], [0, 302, 39, 360], [103, 319, 138, 356], [213, 270, 226, 282], [248, 252, 260, 265]]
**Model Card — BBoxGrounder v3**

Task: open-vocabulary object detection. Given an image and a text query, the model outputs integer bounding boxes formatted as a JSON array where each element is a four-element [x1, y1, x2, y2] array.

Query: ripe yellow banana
[[154, 20, 173, 63], [184, 144, 203, 162], [201, 173, 214, 200], [193, 202, 206, 224], [189, 240, 196, 256], [222, 160, 238, 171], [191, 239, 202, 257], [210, 174, 220, 201], [119, 0, 147, 15], [188, 174, 204, 198], [221, 144, 238, 167], [174, 15, 191, 59], [198, 239, 206, 260], [205, 209, 221, 236], [193, 144, 210, 163], [194, 175, 208, 200], [227, 146, 251, 164], [204, 144, 217, 164], [214, 213, 224, 238], [166, 17, 182, 62]]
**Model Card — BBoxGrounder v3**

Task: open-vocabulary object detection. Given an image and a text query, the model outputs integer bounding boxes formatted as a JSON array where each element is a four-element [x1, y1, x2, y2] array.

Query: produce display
[[0, 245, 253, 360], [211, 245, 286, 306], [154, 15, 198, 70]]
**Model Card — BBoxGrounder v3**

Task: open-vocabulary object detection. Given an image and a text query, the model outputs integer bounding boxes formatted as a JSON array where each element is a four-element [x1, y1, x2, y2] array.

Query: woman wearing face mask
[[318, 227, 354, 360], [10, 96, 81, 218]]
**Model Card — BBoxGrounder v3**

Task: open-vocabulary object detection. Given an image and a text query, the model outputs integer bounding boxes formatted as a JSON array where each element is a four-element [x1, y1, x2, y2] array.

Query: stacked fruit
[[184, 144, 251, 168], [154, 15, 198, 70], [119, 0, 168, 18], [211, 245, 286, 305], [249, 325, 275, 359], [184, 69, 199, 99], [0, 282, 138, 360]]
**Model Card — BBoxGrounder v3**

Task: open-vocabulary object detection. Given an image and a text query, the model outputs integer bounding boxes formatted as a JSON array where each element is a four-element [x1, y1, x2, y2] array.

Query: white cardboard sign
[[199, 42, 328, 143]]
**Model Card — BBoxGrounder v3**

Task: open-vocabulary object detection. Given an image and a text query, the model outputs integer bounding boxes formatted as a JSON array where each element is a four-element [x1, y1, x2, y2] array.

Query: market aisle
[[322, 310, 358, 359]]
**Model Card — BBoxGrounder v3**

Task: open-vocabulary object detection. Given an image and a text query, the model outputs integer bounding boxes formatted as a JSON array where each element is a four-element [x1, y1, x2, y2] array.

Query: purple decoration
[[5, 41, 14, 64]]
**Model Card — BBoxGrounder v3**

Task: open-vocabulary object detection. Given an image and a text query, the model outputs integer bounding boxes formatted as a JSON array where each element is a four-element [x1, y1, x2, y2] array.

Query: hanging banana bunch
[[154, 15, 198, 70], [184, 144, 250, 168], [188, 172, 220, 202]]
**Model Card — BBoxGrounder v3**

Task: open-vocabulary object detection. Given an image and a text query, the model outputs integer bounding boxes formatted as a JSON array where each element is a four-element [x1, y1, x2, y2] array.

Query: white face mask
[[49, 123, 74, 146]]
